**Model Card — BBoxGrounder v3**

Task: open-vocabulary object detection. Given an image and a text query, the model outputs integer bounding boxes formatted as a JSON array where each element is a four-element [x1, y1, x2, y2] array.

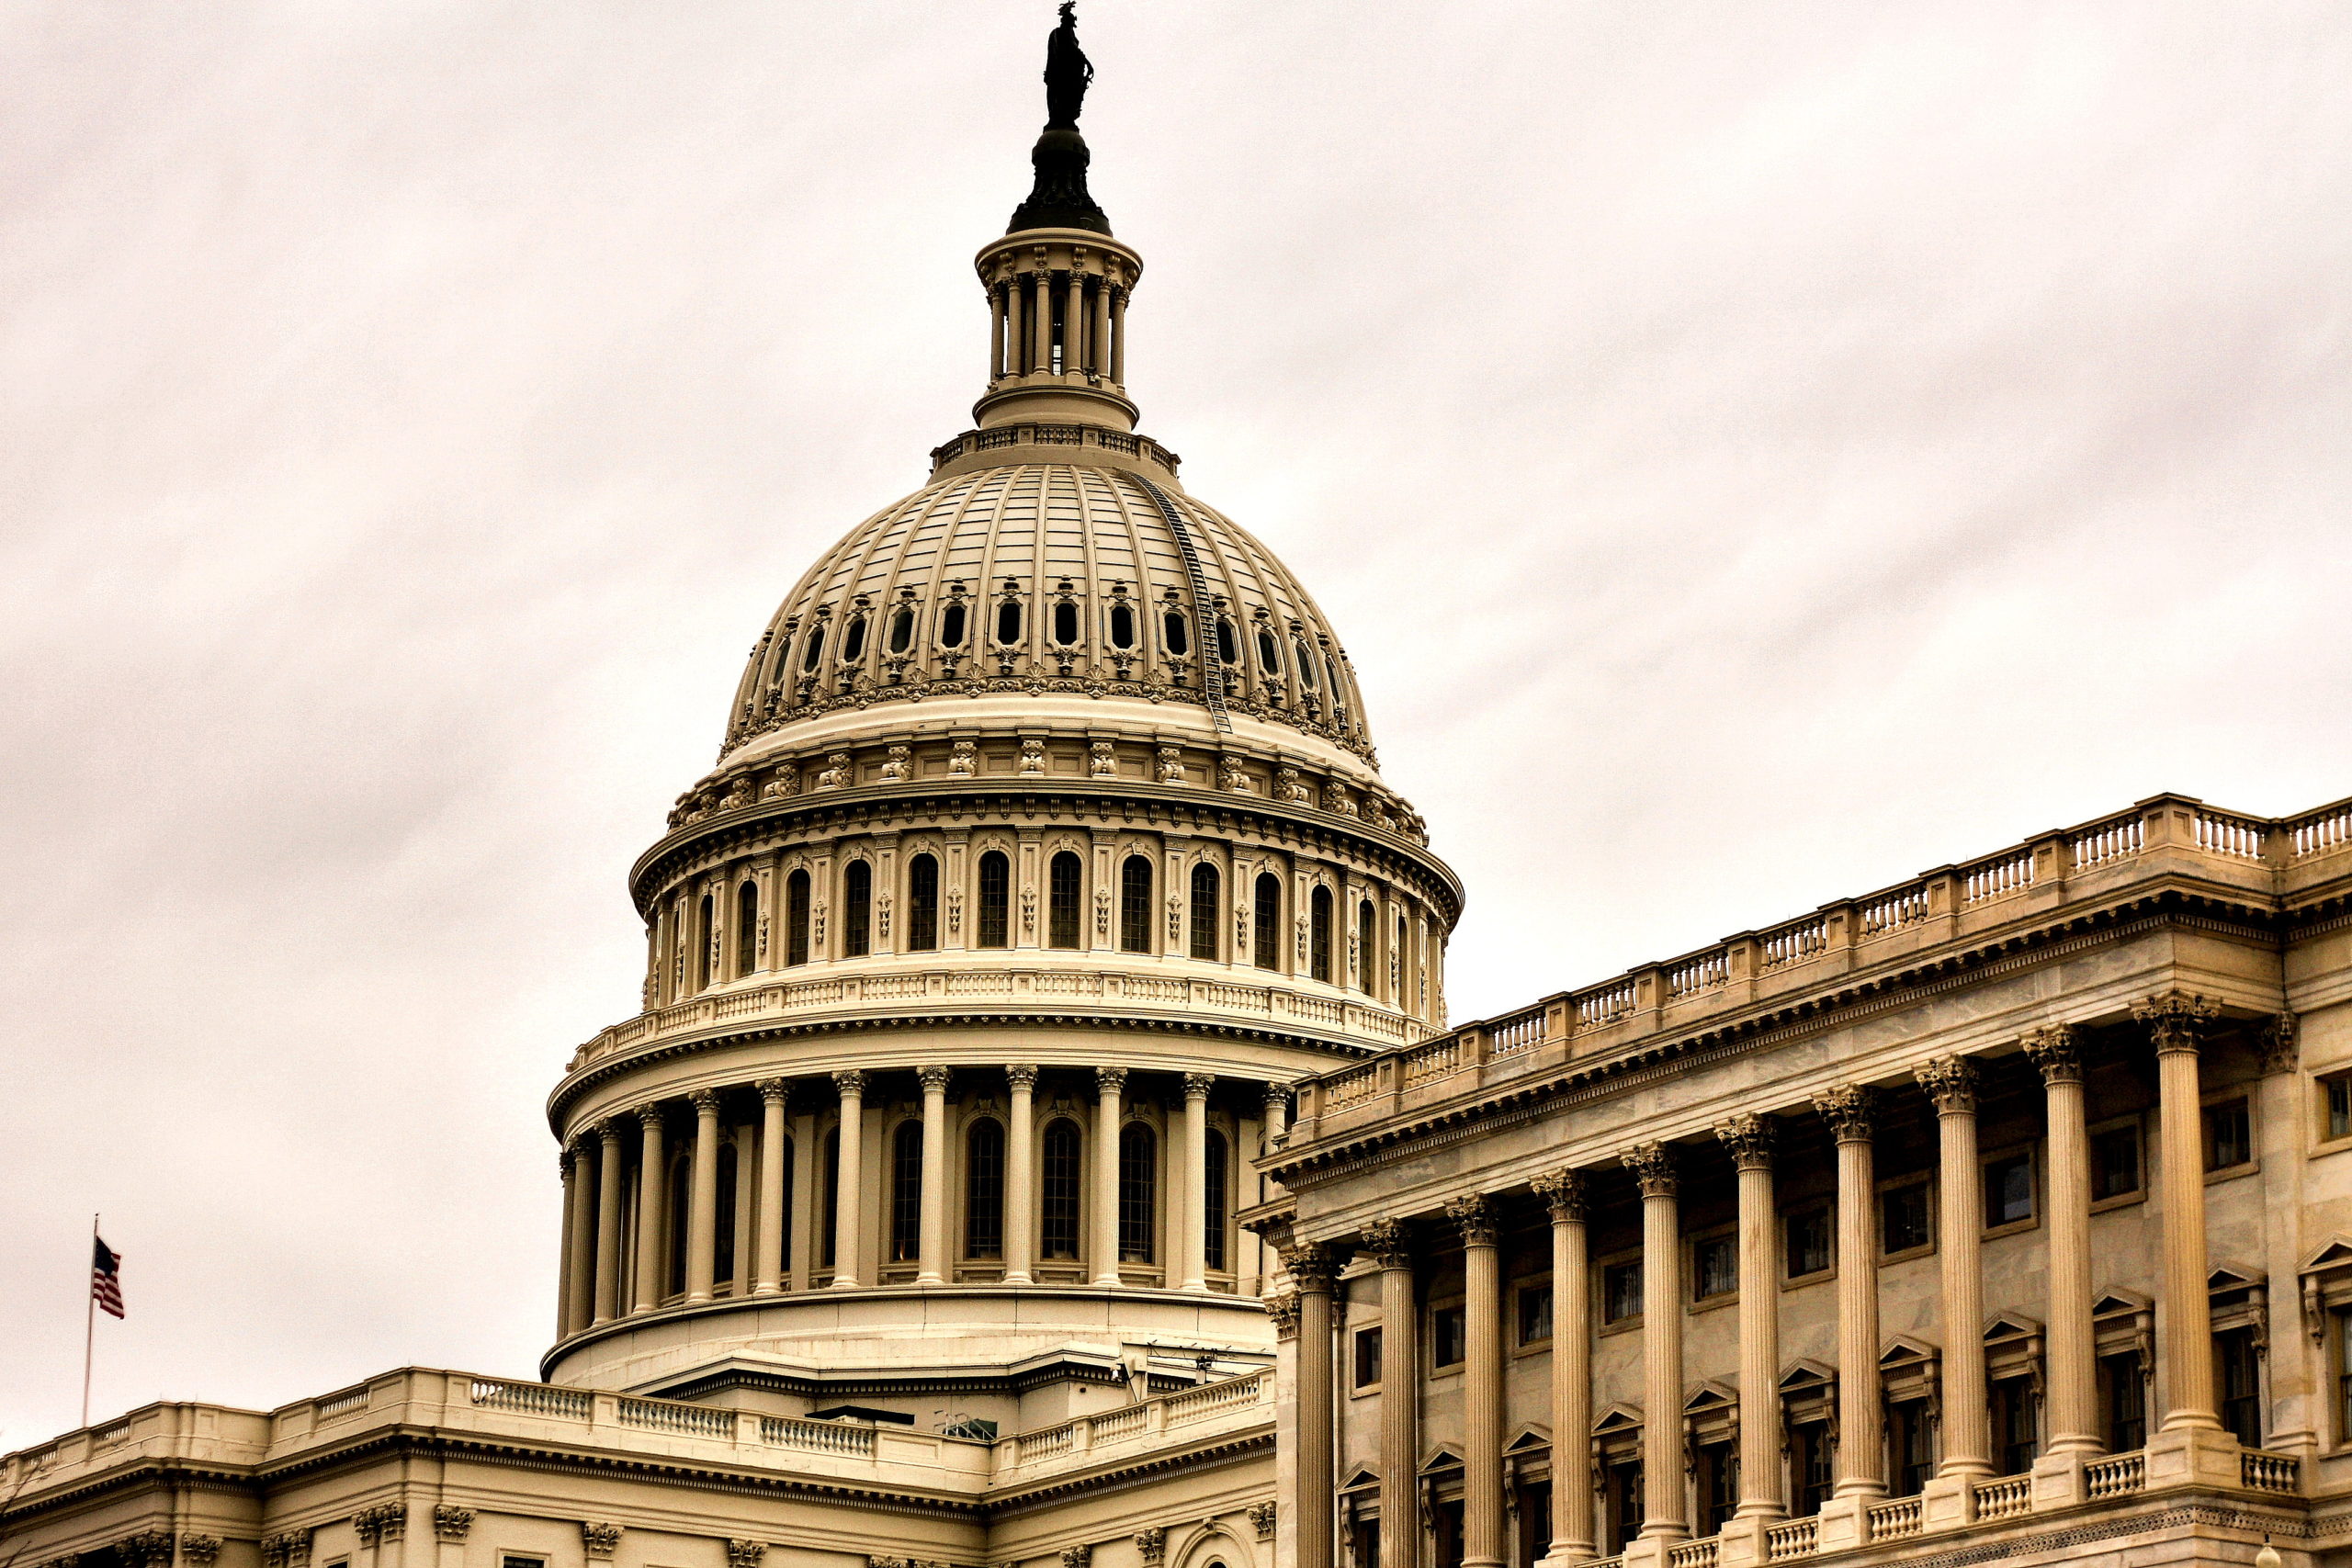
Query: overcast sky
[[4, 1, 2348, 1446]]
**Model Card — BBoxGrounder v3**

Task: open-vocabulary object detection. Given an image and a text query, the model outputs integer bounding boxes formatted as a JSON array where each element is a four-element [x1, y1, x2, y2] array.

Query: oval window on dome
[[1257, 628, 1282, 672], [888, 607, 915, 655], [1052, 601, 1080, 646], [1163, 611, 1191, 658], [840, 615, 867, 662], [1109, 604, 1136, 649], [802, 626, 827, 673], [1215, 616, 1238, 666], [939, 602, 967, 649], [1294, 639, 1317, 686], [996, 600, 1023, 645]]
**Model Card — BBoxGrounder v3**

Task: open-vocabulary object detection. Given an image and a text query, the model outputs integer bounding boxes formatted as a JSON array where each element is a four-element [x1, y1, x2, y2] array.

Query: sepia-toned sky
[[4, 1, 2349, 1445]]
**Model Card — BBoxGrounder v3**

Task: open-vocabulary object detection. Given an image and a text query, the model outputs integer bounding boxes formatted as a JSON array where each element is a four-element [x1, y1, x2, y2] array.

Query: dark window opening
[[785, 869, 811, 967], [1434, 1498, 1464, 1568], [1309, 886, 1333, 982], [2329, 1076, 2352, 1141], [2091, 1125, 2141, 1200], [1517, 1481, 1552, 1568], [1881, 1181, 1930, 1255], [1117, 1122, 1157, 1262], [908, 854, 940, 952], [1890, 1400, 1934, 1496], [1295, 640, 1317, 686], [1257, 628, 1283, 671], [714, 1143, 739, 1284], [1163, 610, 1191, 657], [1120, 855, 1153, 953], [1357, 899, 1376, 991], [1048, 851, 1083, 949], [2218, 1327, 2262, 1446], [1984, 1155, 2034, 1226], [2205, 1099, 2252, 1170], [1109, 604, 1136, 649], [667, 1153, 690, 1294], [887, 606, 914, 654], [1786, 1205, 1832, 1278], [939, 602, 967, 649], [1353, 1326, 1384, 1388], [1603, 1261, 1643, 1325], [889, 1120, 922, 1262], [965, 1120, 1005, 1258], [801, 627, 826, 672], [1518, 1283, 1554, 1345], [1041, 1119, 1082, 1259], [977, 850, 1011, 949], [1190, 862, 1221, 960], [1215, 616, 1238, 665], [820, 1128, 839, 1268], [1431, 1304, 1466, 1367], [1204, 1128, 1229, 1270], [840, 615, 866, 662], [1992, 1377, 2038, 1474], [695, 894, 714, 990], [1253, 873, 1283, 970], [2101, 1351, 2146, 1451], [1792, 1424, 1833, 1517], [842, 861, 872, 957], [1698, 1442, 1737, 1536], [1694, 1235, 1737, 1300], [1351, 1519, 1381, 1568], [995, 600, 1023, 645], [1604, 1462, 1643, 1554], [1052, 600, 1080, 645], [735, 879, 759, 975]]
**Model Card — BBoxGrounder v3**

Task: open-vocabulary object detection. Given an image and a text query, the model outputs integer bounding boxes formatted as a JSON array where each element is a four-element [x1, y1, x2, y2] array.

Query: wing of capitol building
[[8, 14, 2352, 1568]]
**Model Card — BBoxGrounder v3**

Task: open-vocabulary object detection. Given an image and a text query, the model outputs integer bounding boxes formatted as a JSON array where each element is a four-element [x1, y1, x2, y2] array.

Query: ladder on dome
[[1132, 475, 1234, 735]]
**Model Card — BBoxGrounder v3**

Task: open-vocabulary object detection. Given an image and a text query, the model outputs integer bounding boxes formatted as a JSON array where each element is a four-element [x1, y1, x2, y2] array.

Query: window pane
[[890, 1122, 922, 1261], [2205, 1100, 2251, 1169], [978, 851, 1011, 949], [908, 855, 939, 951], [1117, 1123, 1157, 1262], [2091, 1126, 2140, 1200], [1049, 852, 1082, 949], [965, 1120, 1005, 1258], [735, 881, 759, 974], [1354, 1326, 1384, 1388], [1984, 1156, 2034, 1225], [786, 870, 811, 966], [1786, 1207, 1832, 1277], [1120, 856, 1153, 953], [842, 861, 872, 957], [1695, 1236, 1737, 1299], [1253, 874, 1282, 969], [1309, 886, 1333, 982], [1604, 1261, 1643, 1324], [1881, 1183, 1930, 1254], [1518, 1284, 1554, 1345], [2330, 1077, 2352, 1141], [1204, 1129, 1228, 1271], [1190, 863, 1221, 960], [1431, 1305, 1465, 1366], [1041, 1120, 1081, 1258]]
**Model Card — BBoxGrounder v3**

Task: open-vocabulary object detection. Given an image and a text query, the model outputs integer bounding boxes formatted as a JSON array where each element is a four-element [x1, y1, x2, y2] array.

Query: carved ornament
[[1619, 1142, 1678, 1199], [1812, 1084, 1875, 1143], [1713, 1113, 1776, 1171], [1917, 1054, 1984, 1108]]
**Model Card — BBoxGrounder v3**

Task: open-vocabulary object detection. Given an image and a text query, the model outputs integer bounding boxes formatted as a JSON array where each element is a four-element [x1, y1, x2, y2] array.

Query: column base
[[2144, 1425, 2241, 1493], [1715, 1515, 1775, 1568], [2029, 1451, 2086, 1510], [1535, 1542, 1599, 1568], [1618, 1537, 1681, 1568], [1920, 1473, 1979, 1531], [1812, 1495, 1874, 1554]]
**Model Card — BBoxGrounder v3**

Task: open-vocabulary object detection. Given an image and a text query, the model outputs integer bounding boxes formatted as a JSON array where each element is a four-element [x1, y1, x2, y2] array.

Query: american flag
[[92, 1235, 124, 1319]]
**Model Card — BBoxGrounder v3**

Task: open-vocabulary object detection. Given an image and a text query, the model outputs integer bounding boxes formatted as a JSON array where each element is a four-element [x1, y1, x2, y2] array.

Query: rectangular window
[[1516, 1480, 1552, 1568], [1991, 1377, 2038, 1474], [1693, 1235, 1737, 1301], [1793, 1424, 1833, 1517], [503, 1557, 545, 1568], [1603, 1260, 1643, 1325], [2328, 1074, 2352, 1142], [1431, 1304, 1466, 1368], [1890, 1400, 1934, 1496], [1040, 1122, 1081, 1259], [1880, 1180, 1930, 1256], [1354, 1325, 1384, 1389], [1605, 1461, 1644, 1554], [1351, 1518, 1380, 1568], [1433, 1500, 1464, 1568], [2336, 1309, 2352, 1448], [1785, 1204, 1832, 1279], [1517, 1282, 1554, 1346], [2217, 1327, 2262, 1446], [1984, 1154, 2035, 1226], [2100, 1350, 2146, 1452], [1698, 1443, 1737, 1535], [2091, 1125, 2143, 1201], [2205, 1099, 2253, 1170]]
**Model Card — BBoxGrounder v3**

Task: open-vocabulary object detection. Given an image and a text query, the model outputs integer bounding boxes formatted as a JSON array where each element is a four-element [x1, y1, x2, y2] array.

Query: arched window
[[1189, 862, 1221, 960], [1109, 603, 1136, 649], [1117, 1123, 1157, 1263], [977, 850, 1011, 949], [735, 879, 759, 976], [695, 894, 715, 990], [1257, 627, 1283, 673], [819, 1128, 840, 1268], [1048, 852, 1082, 949], [1203, 1129, 1229, 1272], [714, 1143, 739, 1285], [842, 861, 872, 957], [1395, 913, 1408, 1004], [908, 854, 940, 952], [1162, 610, 1191, 658], [1253, 874, 1283, 970], [785, 869, 811, 967], [965, 1119, 1006, 1258], [939, 601, 968, 649], [1358, 899, 1377, 992], [1120, 855, 1153, 953], [890, 1121, 923, 1262], [801, 626, 826, 673], [668, 1151, 691, 1295], [1052, 600, 1080, 645], [774, 1133, 795, 1273], [1295, 639, 1317, 687], [1041, 1119, 1082, 1259], [1215, 616, 1238, 666], [1310, 886, 1334, 982], [840, 615, 867, 663], [995, 598, 1023, 645], [1326, 650, 1349, 722], [888, 605, 915, 654]]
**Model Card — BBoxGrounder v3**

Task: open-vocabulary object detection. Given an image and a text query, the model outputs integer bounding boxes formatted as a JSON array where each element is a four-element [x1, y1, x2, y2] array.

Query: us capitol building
[[10, 17, 2352, 1568]]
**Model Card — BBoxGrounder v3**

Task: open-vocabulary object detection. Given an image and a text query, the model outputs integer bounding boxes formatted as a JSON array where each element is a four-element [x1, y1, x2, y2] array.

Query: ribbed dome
[[721, 459, 1374, 764]]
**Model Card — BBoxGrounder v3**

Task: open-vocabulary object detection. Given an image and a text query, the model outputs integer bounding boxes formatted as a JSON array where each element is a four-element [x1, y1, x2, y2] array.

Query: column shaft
[[1182, 1075, 1213, 1291], [1815, 1087, 1884, 1496], [594, 1123, 626, 1323], [989, 283, 1006, 380], [1450, 1196, 1507, 1568], [1533, 1172, 1594, 1563], [1918, 1059, 1991, 1476], [1364, 1222, 1421, 1568], [2025, 1032, 2098, 1455], [1714, 1118, 1786, 1518], [632, 1108, 667, 1313], [1005, 1066, 1038, 1283], [1291, 1247, 1340, 1568], [555, 1148, 582, 1337], [1110, 287, 1128, 384], [832, 1071, 865, 1289], [1063, 272, 1086, 375], [918, 1067, 950, 1284], [2142, 995, 2221, 1430], [1622, 1145, 1687, 1541], [1093, 1067, 1126, 1284], [1091, 274, 1112, 376], [686, 1090, 720, 1303], [754, 1080, 788, 1295], [1030, 270, 1052, 376]]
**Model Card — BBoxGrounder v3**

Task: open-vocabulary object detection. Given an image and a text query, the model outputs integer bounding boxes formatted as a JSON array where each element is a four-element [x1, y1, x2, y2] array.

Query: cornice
[[1, 1458, 257, 1529], [983, 1427, 1272, 1515]]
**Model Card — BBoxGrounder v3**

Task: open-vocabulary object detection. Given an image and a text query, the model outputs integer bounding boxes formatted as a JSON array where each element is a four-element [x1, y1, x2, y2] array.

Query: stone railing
[[1866, 1498, 1922, 1542], [571, 968, 1428, 1072], [1667, 1539, 1719, 1568], [930, 423, 1182, 478], [1762, 1518, 1817, 1561], [991, 1369, 1273, 1483], [1973, 1472, 2033, 1519], [2242, 1450, 2300, 1494], [1287, 793, 2352, 1146], [2083, 1451, 2145, 1499]]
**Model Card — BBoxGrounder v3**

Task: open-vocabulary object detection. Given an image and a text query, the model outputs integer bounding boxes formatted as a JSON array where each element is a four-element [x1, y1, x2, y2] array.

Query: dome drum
[[972, 228, 1143, 432]]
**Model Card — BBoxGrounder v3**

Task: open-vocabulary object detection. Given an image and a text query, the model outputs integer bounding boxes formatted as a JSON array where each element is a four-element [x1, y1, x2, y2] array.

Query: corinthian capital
[[1006, 1064, 1041, 1091], [2261, 1012, 2301, 1076], [755, 1077, 790, 1105], [1531, 1168, 1587, 1222], [1812, 1084, 1875, 1143], [1444, 1193, 1499, 1246], [2022, 1025, 2082, 1086], [2132, 989, 2219, 1054], [1713, 1113, 1776, 1171], [1619, 1141, 1678, 1198], [1358, 1217, 1413, 1269], [918, 1066, 952, 1093], [1278, 1242, 1337, 1292], [689, 1089, 721, 1115], [1916, 1054, 1984, 1110], [1095, 1066, 1129, 1096], [831, 1068, 867, 1098]]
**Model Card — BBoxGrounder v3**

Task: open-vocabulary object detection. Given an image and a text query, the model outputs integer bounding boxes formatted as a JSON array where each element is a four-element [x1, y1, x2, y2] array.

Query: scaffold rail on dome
[[1134, 473, 1234, 734]]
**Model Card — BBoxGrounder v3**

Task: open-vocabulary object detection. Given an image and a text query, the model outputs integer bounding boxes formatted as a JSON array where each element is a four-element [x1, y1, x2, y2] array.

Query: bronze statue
[[1044, 2, 1092, 130]]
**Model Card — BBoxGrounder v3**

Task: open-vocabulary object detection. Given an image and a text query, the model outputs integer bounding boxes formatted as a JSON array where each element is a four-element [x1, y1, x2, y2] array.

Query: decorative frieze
[[178, 1540, 221, 1568]]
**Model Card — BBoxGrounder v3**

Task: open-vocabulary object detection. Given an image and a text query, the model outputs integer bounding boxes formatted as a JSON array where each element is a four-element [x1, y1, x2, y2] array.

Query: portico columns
[[1288, 1244, 1340, 1568], [1263, 1081, 1290, 1145], [632, 1104, 668, 1313], [831, 1070, 866, 1289], [1917, 1057, 1992, 1481], [1004, 1066, 1039, 1284], [1714, 1116, 1785, 1534], [2023, 1030, 2098, 1460], [1029, 269, 1051, 376], [686, 1089, 720, 1303], [1093, 1066, 1127, 1285], [1815, 1086, 1884, 1507], [1621, 1145, 1688, 1549], [1531, 1170, 1593, 1565], [1447, 1194, 1507, 1568], [556, 1145, 582, 1337], [1182, 1074, 1214, 1291], [2139, 991, 2222, 1432], [917, 1066, 951, 1284], [753, 1078, 788, 1295], [1362, 1219, 1420, 1568], [594, 1120, 626, 1324]]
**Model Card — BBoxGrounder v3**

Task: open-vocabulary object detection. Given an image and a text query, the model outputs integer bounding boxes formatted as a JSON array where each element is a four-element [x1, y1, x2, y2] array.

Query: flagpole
[[82, 1213, 97, 1429]]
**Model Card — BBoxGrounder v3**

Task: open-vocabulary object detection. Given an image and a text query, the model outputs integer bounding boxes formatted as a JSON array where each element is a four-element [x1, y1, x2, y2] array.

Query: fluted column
[[1091, 272, 1112, 378], [753, 1078, 788, 1295], [555, 1145, 581, 1336], [1815, 1085, 1884, 1498], [1621, 1144, 1688, 1543], [831, 1069, 866, 1289], [1062, 271, 1086, 376], [1532, 1170, 1593, 1564], [1109, 285, 1128, 384], [632, 1104, 668, 1313], [594, 1120, 625, 1324], [1029, 269, 1051, 376], [1715, 1115, 1785, 1522], [1093, 1066, 1126, 1285], [2139, 991, 2222, 1431], [1288, 1245, 1340, 1568], [686, 1089, 720, 1303], [1263, 1081, 1290, 1146], [988, 282, 1007, 381], [2023, 1029, 2098, 1458], [1448, 1194, 1507, 1568], [1915, 1057, 1991, 1488], [917, 1066, 950, 1284], [1363, 1219, 1420, 1568], [1182, 1073, 1214, 1291], [1005, 1066, 1039, 1284]]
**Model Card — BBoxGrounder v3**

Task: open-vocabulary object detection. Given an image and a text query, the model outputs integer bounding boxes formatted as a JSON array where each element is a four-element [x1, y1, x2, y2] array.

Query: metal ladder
[[1132, 474, 1234, 735]]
